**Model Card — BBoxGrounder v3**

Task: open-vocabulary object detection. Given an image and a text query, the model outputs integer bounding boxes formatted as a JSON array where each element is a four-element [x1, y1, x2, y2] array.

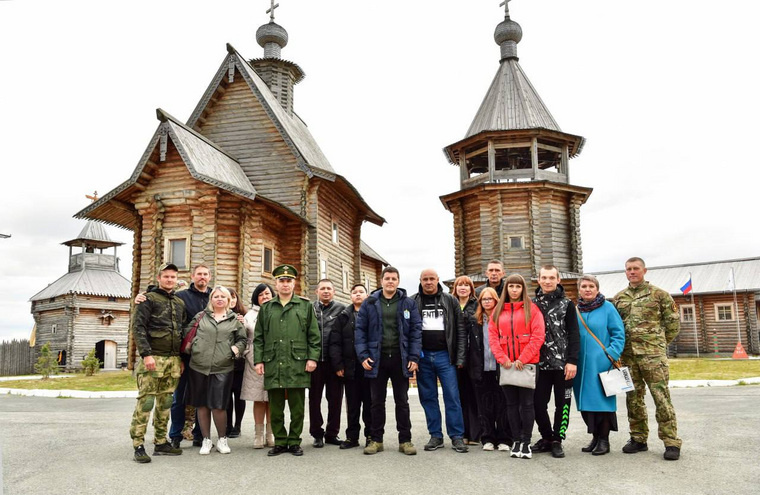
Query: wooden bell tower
[[440, 2, 592, 282]]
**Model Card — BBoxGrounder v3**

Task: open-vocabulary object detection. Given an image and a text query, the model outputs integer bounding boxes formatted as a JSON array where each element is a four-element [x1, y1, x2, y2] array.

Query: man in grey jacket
[[411, 269, 468, 453]]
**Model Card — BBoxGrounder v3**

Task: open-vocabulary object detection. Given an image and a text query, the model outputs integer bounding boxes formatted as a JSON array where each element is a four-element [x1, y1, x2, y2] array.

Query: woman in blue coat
[[574, 274, 625, 456]]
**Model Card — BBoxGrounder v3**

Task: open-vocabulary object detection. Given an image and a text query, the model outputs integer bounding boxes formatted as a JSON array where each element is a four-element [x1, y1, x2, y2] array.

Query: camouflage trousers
[[130, 356, 181, 448], [623, 353, 682, 448]]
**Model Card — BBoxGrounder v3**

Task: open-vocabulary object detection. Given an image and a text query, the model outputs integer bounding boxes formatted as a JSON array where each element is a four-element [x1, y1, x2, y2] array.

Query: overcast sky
[[1, 0, 757, 341]]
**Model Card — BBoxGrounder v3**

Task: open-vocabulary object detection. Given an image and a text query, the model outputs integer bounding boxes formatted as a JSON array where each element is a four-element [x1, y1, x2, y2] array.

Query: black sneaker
[[521, 442, 532, 459], [192, 437, 203, 447], [324, 436, 342, 446], [154, 441, 182, 456], [424, 436, 444, 451], [134, 445, 151, 463], [228, 427, 241, 438], [289, 445, 304, 456], [510, 442, 522, 458], [340, 438, 360, 449], [451, 438, 469, 453], [312, 437, 325, 448], [550, 441, 565, 458], [170, 437, 182, 450], [530, 438, 552, 453], [663, 446, 680, 461], [622, 438, 648, 454]]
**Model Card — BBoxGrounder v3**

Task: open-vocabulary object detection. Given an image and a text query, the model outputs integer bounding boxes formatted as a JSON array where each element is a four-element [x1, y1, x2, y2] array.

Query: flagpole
[[690, 272, 699, 358], [731, 267, 741, 344]]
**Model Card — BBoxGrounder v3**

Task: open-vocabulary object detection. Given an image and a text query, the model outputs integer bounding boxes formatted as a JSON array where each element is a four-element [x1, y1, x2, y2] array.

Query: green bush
[[34, 343, 59, 379], [81, 348, 101, 376]]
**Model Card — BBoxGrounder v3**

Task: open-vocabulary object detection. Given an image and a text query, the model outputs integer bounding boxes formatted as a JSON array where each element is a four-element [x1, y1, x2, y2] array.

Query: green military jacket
[[253, 294, 321, 389], [132, 287, 185, 358], [613, 281, 680, 356], [187, 310, 247, 376]]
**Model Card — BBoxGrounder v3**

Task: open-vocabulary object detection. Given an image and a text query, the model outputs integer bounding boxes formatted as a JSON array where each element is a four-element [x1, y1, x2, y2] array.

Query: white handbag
[[498, 363, 537, 389]]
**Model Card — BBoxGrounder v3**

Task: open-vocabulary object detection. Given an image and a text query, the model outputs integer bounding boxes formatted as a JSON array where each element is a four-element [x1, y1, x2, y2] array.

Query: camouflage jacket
[[132, 287, 185, 358], [613, 281, 680, 356]]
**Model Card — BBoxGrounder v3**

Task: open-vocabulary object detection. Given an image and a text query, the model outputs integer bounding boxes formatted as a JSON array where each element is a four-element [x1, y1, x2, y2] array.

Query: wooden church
[[29, 220, 131, 371], [440, 4, 591, 294], [75, 8, 387, 365]]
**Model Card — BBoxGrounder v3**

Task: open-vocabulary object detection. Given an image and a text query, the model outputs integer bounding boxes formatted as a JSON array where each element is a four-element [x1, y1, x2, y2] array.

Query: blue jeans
[[168, 366, 201, 441], [417, 349, 465, 439]]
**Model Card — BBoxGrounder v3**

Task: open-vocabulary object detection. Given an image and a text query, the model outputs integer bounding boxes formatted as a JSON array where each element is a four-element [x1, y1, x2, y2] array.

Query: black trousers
[[458, 366, 480, 442], [308, 360, 344, 439], [534, 369, 573, 442], [471, 370, 512, 445], [502, 384, 535, 444], [369, 352, 411, 443], [344, 362, 372, 441]]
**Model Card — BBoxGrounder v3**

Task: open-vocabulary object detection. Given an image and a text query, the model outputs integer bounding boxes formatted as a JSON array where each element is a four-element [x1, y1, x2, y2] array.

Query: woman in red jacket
[[488, 274, 545, 459]]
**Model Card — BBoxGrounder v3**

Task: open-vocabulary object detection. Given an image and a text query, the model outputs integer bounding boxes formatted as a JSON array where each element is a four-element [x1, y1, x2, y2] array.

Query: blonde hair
[[475, 287, 499, 325], [577, 274, 600, 290], [205, 285, 232, 312]]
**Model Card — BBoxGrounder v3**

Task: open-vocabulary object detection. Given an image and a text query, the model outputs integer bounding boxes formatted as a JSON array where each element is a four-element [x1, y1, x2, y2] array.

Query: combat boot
[[363, 440, 384, 455], [398, 442, 417, 455], [133, 445, 151, 463], [154, 440, 182, 456], [622, 438, 648, 454]]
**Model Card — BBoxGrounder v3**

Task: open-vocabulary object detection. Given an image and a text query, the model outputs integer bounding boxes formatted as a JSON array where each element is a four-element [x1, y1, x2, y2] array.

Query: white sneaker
[[482, 442, 495, 451], [199, 438, 212, 455], [216, 437, 231, 454], [497, 443, 510, 452]]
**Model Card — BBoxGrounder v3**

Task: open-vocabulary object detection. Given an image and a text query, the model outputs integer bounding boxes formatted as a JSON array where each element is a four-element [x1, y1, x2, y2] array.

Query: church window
[[714, 303, 735, 322], [680, 304, 695, 323], [263, 246, 274, 274], [332, 222, 339, 244], [166, 238, 189, 270], [319, 257, 328, 280], [108, 296, 117, 302], [342, 264, 350, 292], [51, 324, 57, 335], [508, 236, 524, 250]]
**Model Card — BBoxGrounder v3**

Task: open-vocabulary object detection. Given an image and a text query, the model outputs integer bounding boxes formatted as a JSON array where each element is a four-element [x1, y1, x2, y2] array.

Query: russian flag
[[680, 276, 693, 295]]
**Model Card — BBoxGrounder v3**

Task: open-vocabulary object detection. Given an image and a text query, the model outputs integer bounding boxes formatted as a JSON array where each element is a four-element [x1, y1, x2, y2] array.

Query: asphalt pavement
[[1, 386, 758, 495]]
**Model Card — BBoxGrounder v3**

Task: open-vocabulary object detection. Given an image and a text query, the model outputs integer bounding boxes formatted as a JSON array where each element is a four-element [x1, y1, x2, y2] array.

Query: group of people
[[129, 256, 683, 464]]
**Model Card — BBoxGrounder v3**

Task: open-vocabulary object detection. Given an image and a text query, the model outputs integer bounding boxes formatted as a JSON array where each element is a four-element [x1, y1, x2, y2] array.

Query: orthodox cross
[[86, 191, 99, 202], [267, 0, 280, 22], [500, 0, 512, 16]]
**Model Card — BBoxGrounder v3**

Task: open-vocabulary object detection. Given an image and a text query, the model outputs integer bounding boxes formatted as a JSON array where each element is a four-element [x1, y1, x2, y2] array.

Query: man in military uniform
[[129, 263, 185, 463], [613, 257, 682, 461], [254, 264, 321, 456]]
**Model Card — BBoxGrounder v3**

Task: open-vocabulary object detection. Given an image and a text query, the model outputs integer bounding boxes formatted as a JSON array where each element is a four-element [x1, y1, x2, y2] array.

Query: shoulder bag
[[576, 307, 634, 396], [496, 318, 537, 389], [181, 312, 204, 354]]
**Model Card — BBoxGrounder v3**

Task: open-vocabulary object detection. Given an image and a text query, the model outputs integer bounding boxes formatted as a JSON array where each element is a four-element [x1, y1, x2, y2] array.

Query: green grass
[[669, 358, 760, 380], [1, 371, 136, 391]]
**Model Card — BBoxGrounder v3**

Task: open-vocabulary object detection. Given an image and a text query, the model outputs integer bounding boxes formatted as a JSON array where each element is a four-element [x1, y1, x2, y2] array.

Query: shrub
[[34, 343, 59, 379], [81, 348, 101, 376]]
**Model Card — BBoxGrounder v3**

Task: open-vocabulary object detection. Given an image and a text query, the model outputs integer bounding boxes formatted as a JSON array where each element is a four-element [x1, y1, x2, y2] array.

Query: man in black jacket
[[531, 265, 580, 458], [475, 260, 505, 297], [309, 279, 346, 447], [411, 269, 468, 453], [328, 283, 371, 449]]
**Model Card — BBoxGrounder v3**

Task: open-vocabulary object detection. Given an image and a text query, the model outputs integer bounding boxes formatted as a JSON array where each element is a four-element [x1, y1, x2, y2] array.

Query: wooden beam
[[488, 140, 495, 183]]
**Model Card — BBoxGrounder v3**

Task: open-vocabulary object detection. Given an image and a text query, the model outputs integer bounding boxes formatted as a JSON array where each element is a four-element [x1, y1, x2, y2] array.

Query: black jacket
[[475, 279, 504, 298], [464, 310, 490, 382], [314, 300, 347, 362], [328, 305, 361, 380], [533, 284, 580, 370], [411, 283, 467, 366], [176, 283, 212, 325]]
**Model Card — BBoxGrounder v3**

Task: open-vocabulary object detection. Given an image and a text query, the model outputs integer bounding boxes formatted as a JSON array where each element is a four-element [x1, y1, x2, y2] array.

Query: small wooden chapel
[[440, 3, 592, 295], [75, 4, 387, 365]]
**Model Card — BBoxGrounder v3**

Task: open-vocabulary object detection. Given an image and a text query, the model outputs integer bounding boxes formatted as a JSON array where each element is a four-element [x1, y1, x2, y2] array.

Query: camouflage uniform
[[129, 287, 185, 448], [130, 355, 182, 447], [614, 281, 682, 448]]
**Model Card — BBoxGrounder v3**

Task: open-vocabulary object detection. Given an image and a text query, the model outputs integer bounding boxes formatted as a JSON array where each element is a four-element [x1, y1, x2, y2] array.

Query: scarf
[[577, 293, 605, 313]]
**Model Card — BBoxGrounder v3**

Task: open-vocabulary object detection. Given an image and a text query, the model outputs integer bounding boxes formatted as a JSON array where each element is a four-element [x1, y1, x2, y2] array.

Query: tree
[[81, 348, 101, 376], [34, 343, 59, 379]]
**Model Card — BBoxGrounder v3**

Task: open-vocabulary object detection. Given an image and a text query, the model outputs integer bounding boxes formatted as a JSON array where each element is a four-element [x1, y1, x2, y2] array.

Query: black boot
[[592, 438, 610, 456], [581, 436, 598, 453]]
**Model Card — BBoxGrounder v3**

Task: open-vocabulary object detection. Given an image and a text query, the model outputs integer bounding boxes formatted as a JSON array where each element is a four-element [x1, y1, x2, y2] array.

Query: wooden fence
[[0, 339, 36, 376]]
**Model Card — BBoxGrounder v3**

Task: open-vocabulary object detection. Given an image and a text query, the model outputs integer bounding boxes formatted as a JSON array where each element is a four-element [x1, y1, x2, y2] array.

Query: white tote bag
[[599, 365, 635, 397]]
